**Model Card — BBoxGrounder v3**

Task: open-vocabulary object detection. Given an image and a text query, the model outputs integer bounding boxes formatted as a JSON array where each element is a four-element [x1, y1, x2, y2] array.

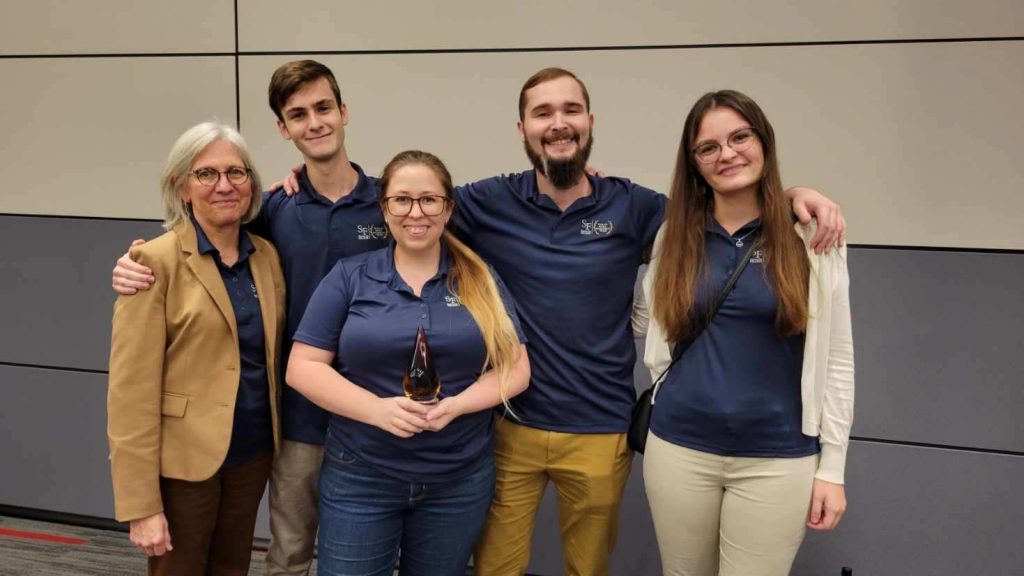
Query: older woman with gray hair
[[108, 121, 285, 575]]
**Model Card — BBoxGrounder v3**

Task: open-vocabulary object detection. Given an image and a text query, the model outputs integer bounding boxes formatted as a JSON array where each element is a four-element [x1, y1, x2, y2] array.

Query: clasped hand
[[374, 396, 463, 437]]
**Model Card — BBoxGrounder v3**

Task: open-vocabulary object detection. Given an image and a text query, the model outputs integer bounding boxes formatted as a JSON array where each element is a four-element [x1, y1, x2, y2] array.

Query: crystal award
[[402, 326, 441, 403]]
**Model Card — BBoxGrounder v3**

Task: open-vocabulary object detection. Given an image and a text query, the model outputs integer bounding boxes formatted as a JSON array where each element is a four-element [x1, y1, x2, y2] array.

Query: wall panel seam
[[850, 436, 1023, 457], [0, 213, 161, 223], [1, 361, 108, 376], [234, 0, 241, 130], [236, 36, 1024, 56], [9, 36, 1018, 59], [846, 244, 1024, 255], [0, 53, 234, 59]]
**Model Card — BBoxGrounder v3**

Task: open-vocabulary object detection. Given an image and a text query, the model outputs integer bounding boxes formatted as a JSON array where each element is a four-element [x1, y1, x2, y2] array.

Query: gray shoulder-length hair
[[159, 122, 263, 230]]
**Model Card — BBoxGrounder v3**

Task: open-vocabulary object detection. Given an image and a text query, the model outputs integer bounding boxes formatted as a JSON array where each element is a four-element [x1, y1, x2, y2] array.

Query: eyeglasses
[[190, 167, 252, 186], [382, 195, 449, 217], [692, 128, 758, 164]]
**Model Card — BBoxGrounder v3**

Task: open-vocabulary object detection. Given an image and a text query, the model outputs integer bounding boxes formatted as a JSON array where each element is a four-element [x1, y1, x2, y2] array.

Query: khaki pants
[[150, 453, 273, 576], [643, 433, 816, 576], [473, 418, 632, 576], [264, 440, 324, 576]]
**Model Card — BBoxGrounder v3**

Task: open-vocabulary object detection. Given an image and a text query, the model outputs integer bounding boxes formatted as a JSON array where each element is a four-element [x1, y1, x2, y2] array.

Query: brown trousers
[[149, 453, 273, 576]]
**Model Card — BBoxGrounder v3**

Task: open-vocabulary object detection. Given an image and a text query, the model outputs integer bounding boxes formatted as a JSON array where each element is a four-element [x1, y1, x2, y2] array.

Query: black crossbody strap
[[649, 239, 758, 400]]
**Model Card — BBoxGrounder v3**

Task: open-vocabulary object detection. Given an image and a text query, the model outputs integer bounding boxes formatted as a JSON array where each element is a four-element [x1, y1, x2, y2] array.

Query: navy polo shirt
[[650, 219, 819, 458], [248, 163, 389, 444], [452, 171, 665, 433], [293, 244, 526, 482], [192, 218, 274, 467]]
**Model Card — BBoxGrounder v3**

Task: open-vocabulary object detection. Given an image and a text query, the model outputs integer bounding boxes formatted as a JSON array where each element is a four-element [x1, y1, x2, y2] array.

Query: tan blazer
[[107, 220, 285, 522]]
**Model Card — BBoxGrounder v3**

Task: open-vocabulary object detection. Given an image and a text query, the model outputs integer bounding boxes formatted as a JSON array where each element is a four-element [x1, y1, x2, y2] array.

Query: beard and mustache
[[524, 129, 594, 189]]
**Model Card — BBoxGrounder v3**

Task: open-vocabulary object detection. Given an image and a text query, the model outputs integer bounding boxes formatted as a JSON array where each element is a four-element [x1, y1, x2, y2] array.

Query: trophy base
[[412, 398, 439, 405]]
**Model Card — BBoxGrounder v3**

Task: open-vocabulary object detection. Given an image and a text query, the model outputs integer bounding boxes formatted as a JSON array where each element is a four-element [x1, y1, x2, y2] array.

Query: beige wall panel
[[0, 58, 236, 218], [239, 0, 1023, 52], [0, 0, 234, 54], [240, 42, 1023, 249]]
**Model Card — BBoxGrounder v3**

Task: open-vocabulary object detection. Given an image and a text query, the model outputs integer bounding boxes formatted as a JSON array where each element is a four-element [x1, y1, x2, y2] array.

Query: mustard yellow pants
[[474, 418, 633, 576]]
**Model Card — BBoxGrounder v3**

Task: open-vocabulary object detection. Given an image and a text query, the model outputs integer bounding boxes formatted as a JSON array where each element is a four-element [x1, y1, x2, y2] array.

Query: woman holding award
[[638, 91, 854, 576], [287, 150, 530, 576]]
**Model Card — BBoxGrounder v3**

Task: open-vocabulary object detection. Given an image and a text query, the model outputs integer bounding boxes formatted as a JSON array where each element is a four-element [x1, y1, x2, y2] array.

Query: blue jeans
[[317, 445, 496, 576]]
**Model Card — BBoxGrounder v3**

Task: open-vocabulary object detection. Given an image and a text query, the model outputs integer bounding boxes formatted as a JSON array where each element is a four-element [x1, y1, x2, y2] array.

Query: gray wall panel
[[238, 0, 1024, 52], [0, 363, 275, 539], [0, 0, 234, 55], [848, 249, 1024, 452], [0, 216, 163, 371], [0, 57, 238, 218], [0, 366, 113, 518], [793, 441, 1024, 576]]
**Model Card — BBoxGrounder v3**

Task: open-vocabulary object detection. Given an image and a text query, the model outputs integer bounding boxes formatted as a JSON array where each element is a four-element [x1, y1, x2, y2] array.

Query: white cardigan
[[634, 221, 855, 483]]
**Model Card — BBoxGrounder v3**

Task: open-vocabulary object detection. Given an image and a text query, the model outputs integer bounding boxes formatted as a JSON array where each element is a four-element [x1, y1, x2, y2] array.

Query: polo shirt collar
[[191, 213, 255, 264], [364, 241, 454, 288], [707, 216, 762, 242], [294, 162, 377, 206], [520, 169, 604, 211]]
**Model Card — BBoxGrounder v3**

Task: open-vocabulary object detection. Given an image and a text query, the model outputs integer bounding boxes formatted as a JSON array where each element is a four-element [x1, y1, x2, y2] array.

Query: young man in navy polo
[[111, 60, 389, 576], [458, 67, 662, 576], [459, 68, 844, 576]]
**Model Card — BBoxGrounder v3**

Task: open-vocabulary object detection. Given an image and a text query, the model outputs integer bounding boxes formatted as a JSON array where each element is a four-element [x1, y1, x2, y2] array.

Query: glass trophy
[[402, 326, 441, 404]]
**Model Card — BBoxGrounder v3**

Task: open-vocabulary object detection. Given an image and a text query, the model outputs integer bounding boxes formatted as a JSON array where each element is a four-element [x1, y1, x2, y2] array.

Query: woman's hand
[[129, 511, 173, 556], [807, 478, 847, 531], [373, 396, 431, 438], [424, 396, 465, 432]]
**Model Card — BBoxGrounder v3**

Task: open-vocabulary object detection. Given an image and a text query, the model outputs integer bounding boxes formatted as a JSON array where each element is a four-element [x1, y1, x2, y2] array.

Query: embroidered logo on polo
[[444, 294, 462, 308], [750, 249, 765, 264], [580, 219, 614, 236], [357, 224, 389, 240]]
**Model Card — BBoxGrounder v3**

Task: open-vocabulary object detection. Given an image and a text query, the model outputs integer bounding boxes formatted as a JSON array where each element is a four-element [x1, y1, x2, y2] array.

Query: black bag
[[628, 241, 757, 454], [627, 385, 658, 453]]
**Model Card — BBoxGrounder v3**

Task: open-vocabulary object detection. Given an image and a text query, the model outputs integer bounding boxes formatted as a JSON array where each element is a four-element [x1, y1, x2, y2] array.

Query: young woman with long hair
[[638, 90, 855, 576]]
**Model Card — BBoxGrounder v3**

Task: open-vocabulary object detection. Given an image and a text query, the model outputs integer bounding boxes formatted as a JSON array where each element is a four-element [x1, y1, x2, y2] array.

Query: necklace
[[732, 225, 760, 247]]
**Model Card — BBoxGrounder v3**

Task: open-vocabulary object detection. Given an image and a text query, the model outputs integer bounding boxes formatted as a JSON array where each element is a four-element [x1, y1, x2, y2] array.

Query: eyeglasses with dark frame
[[381, 195, 449, 217], [692, 128, 758, 165], [190, 167, 253, 186]]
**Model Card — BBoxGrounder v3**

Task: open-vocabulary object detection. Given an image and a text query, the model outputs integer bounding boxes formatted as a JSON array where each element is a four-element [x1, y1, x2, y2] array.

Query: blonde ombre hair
[[378, 151, 522, 406], [159, 122, 263, 230]]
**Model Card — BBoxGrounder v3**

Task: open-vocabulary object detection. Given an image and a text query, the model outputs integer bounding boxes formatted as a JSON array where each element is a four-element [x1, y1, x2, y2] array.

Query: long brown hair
[[378, 150, 522, 401], [652, 90, 808, 343]]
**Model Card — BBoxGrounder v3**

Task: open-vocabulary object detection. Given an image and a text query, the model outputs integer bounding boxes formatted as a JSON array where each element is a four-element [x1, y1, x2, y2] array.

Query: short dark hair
[[518, 67, 590, 121], [268, 60, 342, 122]]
